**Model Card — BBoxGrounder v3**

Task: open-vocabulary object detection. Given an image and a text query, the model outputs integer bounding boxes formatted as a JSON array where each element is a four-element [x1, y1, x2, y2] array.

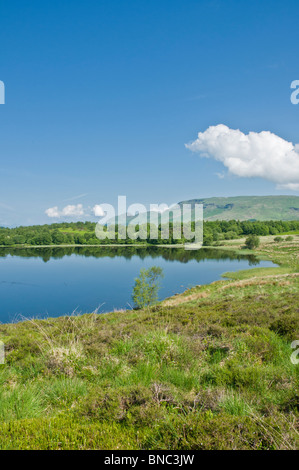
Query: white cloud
[[45, 206, 60, 218], [92, 205, 105, 217], [45, 204, 84, 218], [185, 124, 299, 190], [61, 204, 84, 216]]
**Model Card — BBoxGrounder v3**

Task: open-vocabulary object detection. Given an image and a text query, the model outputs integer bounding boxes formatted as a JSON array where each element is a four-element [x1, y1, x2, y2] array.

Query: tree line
[[0, 219, 298, 247]]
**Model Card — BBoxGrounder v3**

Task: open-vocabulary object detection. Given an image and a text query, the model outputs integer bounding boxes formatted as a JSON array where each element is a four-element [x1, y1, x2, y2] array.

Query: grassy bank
[[0, 236, 298, 450]]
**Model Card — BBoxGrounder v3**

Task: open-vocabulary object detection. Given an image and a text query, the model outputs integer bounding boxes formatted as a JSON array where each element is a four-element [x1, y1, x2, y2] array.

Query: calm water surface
[[0, 246, 275, 323]]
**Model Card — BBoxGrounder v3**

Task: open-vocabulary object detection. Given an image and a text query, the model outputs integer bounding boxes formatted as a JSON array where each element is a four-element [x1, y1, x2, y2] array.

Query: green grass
[[279, 231, 299, 235], [0, 238, 298, 449], [58, 227, 91, 234]]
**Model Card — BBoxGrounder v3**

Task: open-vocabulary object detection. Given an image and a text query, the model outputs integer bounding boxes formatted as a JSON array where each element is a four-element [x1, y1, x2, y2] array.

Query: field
[[0, 236, 298, 449]]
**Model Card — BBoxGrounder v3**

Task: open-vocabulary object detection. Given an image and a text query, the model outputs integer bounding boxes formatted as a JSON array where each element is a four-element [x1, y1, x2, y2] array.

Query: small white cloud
[[45, 204, 84, 218], [45, 206, 60, 218], [92, 204, 105, 217], [186, 124, 299, 190], [61, 204, 84, 216]]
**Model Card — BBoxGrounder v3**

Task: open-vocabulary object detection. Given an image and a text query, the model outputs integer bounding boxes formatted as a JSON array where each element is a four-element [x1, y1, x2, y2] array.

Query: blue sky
[[0, 0, 299, 226]]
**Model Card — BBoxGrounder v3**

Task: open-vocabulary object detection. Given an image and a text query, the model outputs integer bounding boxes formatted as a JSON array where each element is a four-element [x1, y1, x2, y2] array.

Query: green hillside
[[179, 196, 299, 221]]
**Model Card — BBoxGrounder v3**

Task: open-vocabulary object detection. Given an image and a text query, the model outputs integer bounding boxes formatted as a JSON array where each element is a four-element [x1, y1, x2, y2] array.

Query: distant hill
[[179, 196, 299, 221], [108, 196, 299, 225]]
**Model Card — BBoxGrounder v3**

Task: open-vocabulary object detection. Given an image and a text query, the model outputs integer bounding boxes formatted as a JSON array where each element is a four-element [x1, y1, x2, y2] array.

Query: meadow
[[0, 235, 298, 449]]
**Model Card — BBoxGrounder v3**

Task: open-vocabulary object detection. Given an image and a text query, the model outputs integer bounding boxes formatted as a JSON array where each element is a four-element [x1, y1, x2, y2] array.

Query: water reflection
[[0, 246, 260, 265]]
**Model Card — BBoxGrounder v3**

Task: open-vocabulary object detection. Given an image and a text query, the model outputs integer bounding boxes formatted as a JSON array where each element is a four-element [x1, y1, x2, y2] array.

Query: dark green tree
[[52, 230, 67, 244]]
